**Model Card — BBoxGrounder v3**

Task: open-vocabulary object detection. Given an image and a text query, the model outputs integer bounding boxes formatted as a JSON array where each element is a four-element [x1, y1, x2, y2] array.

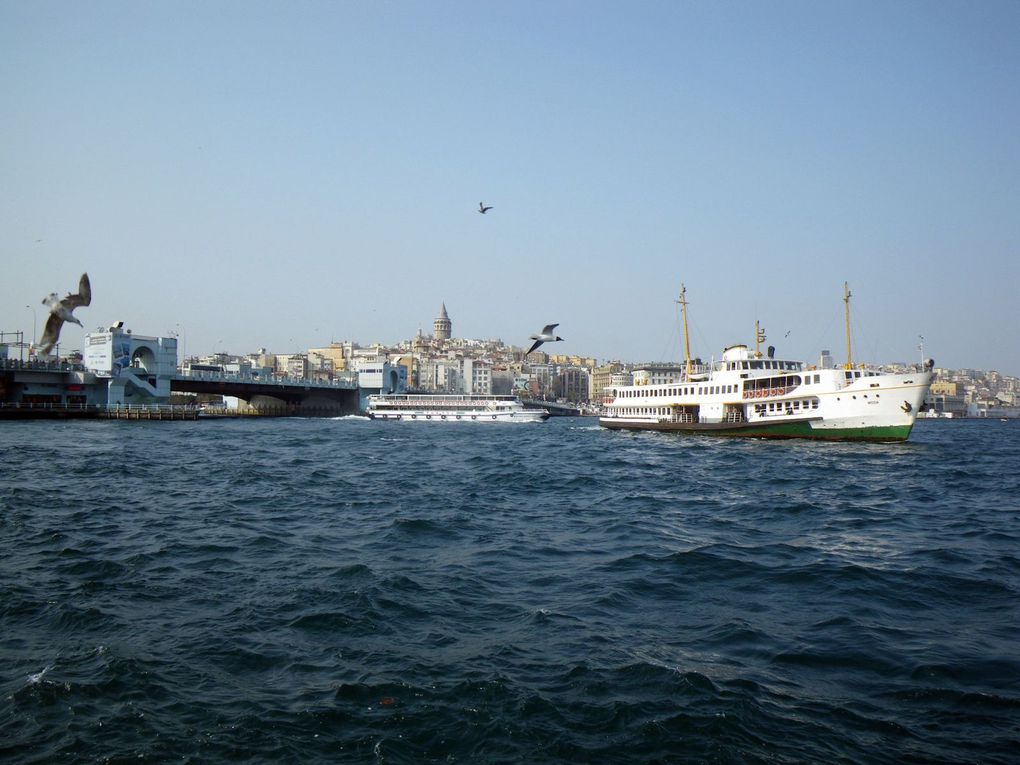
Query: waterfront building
[[462, 358, 492, 395], [589, 362, 624, 403], [490, 368, 516, 396], [556, 367, 590, 403], [632, 363, 684, 386], [352, 358, 406, 410], [389, 355, 415, 389], [418, 357, 461, 393], [307, 343, 350, 372], [82, 327, 178, 406], [528, 363, 557, 398], [273, 353, 309, 379], [548, 354, 598, 368]]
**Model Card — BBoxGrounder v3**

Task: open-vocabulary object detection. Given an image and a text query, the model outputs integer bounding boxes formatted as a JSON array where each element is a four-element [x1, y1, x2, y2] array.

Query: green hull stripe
[[601, 419, 914, 442]]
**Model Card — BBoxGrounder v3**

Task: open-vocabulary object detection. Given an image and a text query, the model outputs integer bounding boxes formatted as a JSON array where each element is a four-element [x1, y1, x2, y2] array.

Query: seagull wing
[[78, 273, 91, 305], [526, 340, 543, 354], [540, 324, 558, 335], [64, 273, 91, 309], [39, 313, 64, 348]]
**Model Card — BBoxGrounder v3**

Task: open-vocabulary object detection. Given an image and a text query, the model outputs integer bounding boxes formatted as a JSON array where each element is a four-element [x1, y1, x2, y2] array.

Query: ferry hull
[[598, 416, 914, 442]]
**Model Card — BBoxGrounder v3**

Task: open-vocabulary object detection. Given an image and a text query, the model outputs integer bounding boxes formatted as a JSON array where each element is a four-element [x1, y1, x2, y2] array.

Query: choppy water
[[1, 417, 1018, 763]]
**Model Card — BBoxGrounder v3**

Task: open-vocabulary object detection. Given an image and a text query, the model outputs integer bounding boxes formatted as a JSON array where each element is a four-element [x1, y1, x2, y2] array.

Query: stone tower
[[433, 303, 452, 340]]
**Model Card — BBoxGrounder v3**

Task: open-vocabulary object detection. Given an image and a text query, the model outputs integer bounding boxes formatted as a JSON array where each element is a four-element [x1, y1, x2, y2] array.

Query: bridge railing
[[0, 401, 100, 412], [174, 370, 358, 388], [1, 359, 86, 372]]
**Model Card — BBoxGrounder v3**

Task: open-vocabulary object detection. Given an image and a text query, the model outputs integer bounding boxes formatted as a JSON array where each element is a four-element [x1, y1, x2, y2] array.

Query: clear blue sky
[[3, 1, 1018, 375]]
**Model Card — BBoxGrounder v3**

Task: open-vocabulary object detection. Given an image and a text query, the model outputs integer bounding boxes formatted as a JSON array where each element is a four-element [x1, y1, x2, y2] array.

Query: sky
[[2, 1, 1018, 375]]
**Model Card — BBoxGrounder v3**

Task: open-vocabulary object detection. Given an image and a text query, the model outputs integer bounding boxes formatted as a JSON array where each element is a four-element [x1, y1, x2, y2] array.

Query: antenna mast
[[843, 281, 853, 369], [755, 320, 766, 358]]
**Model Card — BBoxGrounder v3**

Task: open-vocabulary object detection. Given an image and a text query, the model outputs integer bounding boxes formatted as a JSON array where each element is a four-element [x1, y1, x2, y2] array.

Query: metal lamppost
[[25, 305, 36, 345], [176, 323, 186, 362]]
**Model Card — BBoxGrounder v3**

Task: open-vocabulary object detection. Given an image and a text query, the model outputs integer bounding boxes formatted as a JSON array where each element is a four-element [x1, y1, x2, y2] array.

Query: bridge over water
[[2, 359, 574, 418], [0, 359, 362, 417], [170, 370, 361, 415]]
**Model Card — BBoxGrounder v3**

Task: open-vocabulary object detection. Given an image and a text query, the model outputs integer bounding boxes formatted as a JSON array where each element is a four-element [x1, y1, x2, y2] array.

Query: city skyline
[[2, 2, 1018, 376]]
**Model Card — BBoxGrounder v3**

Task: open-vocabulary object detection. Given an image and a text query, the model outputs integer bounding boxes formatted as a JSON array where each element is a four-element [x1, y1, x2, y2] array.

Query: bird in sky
[[38, 272, 91, 356], [478, 202, 493, 214], [526, 324, 563, 355]]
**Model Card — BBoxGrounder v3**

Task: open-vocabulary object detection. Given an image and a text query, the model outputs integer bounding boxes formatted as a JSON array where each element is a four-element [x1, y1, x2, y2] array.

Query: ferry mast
[[843, 281, 854, 369], [677, 284, 693, 378]]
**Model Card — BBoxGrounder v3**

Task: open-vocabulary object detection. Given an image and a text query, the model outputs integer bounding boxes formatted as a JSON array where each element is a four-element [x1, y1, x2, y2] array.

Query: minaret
[[433, 303, 452, 340]]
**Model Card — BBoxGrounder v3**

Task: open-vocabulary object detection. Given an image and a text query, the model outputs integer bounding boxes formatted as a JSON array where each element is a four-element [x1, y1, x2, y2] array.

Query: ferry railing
[[663, 412, 697, 424]]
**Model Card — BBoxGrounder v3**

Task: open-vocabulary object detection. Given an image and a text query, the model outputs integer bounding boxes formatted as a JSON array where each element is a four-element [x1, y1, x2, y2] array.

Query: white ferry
[[599, 284, 934, 442], [366, 394, 549, 423]]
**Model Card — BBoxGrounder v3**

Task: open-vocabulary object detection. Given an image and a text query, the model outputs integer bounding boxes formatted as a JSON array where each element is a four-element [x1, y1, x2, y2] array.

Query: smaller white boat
[[366, 394, 549, 423]]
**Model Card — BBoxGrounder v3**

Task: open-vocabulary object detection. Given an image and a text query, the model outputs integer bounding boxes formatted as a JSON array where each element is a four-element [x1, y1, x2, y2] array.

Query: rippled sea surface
[[2, 417, 1018, 763]]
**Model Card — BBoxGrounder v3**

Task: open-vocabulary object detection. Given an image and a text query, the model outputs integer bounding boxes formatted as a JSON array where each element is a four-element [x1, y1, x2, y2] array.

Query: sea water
[[1, 417, 1017, 763]]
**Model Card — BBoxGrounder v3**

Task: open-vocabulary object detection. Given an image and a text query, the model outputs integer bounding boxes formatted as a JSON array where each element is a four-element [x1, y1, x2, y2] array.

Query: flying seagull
[[478, 202, 493, 214], [526, 323, 563, 355], [37, 272, 91, 356]]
